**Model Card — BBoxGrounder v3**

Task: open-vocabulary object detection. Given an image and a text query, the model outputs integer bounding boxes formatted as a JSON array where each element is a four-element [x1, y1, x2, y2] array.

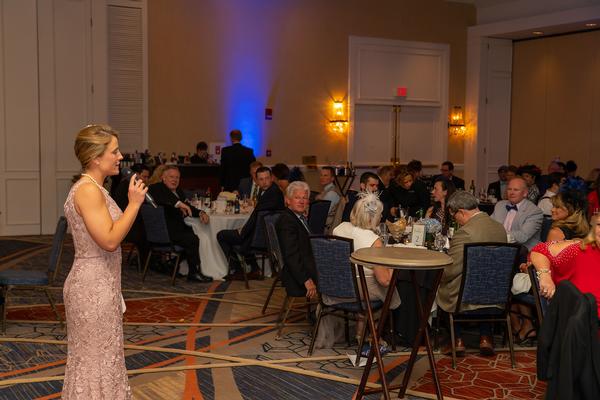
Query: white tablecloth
[[185, 213, 250, 279]]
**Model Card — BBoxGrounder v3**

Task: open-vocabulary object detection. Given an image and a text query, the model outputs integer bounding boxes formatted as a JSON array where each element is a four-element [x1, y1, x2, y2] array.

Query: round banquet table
[[350, 247, 452, 400], [185, 213, 250, 279]]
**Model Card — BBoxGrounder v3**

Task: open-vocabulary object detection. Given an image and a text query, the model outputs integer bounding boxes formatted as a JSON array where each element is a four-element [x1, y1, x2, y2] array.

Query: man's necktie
[[505, 204, 518, 212], [299, 215, 311, 233]]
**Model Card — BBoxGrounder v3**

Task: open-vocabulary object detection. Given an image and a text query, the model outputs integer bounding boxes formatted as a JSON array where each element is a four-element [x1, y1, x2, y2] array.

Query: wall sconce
[[329, 100, 348, 133], [448, 106, 466, 136]]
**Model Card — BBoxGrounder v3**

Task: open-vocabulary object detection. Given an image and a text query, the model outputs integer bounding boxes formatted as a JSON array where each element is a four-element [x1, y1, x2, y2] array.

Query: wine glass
[[434, 233, 447, 252], [378, 223, 390, 246]]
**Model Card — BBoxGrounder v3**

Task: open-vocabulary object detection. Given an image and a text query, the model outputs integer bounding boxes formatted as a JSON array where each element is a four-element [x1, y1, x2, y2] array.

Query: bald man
[[491, 177, 543, 251]]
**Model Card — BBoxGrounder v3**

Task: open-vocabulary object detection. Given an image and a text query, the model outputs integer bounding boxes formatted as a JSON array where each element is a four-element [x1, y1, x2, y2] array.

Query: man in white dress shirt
[[491, 177, 543, 251]]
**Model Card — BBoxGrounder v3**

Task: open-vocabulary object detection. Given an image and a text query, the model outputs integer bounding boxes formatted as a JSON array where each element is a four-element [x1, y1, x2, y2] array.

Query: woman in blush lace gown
[[62, 124, 147, 399]]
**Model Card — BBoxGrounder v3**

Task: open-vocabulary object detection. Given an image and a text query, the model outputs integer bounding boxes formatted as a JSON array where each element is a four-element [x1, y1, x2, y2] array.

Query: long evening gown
[[62, 179, 131, 399]]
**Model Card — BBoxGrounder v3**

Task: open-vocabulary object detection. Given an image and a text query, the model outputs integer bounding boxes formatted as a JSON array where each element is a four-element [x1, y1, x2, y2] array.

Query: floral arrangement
[[419, 218, 442, 234]]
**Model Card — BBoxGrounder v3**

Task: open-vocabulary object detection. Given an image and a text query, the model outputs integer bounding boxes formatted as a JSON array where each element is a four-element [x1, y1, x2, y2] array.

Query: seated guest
[[288, 166, 305, 183], [343, 172, 380, 222], [546, 190, 589, 242], [148, 165, 212, 283], [565, 160, 584, 181], [218, 166, 285, 278], [114, 163, 151, 265], [237, 161, 263, 201], [438, 161, 465, 190], [190, 141, 209, 164], [315, 166, 341, 214], [537, 172, 565, 217], [437, 191, 507, 356], [518, 164, 541, 204], [390, 167, 429, 218], [530, 215, 600, 316], [425, 177, 456, 234], [537, 159, 564, 194], [491, 177, 543, 251], [276, 181, 317, 299], [407, 159, 431, 213], [332, 192, 401, 341], [272, 163, 290, 193], [377, 165, 396, 221], [588, 173, 600, 219], [377, 165, 395, 190], [487, 165, 509, 200], [148, 164, 167, 185]]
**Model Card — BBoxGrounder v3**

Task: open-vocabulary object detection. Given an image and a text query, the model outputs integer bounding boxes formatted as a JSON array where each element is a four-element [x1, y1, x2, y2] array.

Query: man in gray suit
[[491, 177, 543, 251], [437, 191, 507, 356]]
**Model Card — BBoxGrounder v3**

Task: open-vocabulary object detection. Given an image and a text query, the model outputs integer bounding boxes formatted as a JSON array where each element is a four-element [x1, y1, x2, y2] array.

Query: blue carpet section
[[0, 240, 45, 259], [0, 342, 66, 377], [196, 368, 215, 399], [233, 365, 359, 400], [0, 381, 63, 400]]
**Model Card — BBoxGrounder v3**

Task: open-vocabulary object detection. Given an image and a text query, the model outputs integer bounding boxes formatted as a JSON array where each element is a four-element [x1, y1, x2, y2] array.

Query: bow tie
[[506, 204, 518, 212]]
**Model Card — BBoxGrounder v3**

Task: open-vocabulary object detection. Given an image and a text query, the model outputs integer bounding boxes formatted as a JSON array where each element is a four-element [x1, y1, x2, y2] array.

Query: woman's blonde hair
[[148, 164, 167, 185], [580, 215, 599, 250], [551, 192, 590, 239], [74, 124, 119, 169], [350, 192, 383, 231], [394, 166, 413, 186]]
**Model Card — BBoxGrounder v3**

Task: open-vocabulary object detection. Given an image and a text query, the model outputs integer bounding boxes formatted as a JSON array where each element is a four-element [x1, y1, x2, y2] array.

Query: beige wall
[[148, 0, 475, 165], [511, 30, 600, 177]]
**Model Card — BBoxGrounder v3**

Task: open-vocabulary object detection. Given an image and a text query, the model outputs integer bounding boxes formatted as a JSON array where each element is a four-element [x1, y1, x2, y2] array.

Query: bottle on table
[[469, 180, 476, 196], [234, 196, 240, 214]]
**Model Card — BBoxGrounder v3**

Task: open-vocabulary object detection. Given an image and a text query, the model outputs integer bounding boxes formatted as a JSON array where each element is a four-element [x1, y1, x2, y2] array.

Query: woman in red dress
[[531, 215, 600, 315]]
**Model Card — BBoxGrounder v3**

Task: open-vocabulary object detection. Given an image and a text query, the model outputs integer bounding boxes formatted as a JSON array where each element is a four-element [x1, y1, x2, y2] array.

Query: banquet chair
[[0, 217, 67, 333], [325, 196, 347, 234], [139, 205, 185, 285], [262, 217, 285, 314], [307, 235, 394, 360], [307, 200, 331, 234], [448, 242, 520, 369], [231, 211, 283, 289], [528, 264, 548, 324]]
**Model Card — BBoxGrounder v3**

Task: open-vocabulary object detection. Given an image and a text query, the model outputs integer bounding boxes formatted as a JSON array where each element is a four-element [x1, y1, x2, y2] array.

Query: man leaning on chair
[[436, 191, 507, 356]]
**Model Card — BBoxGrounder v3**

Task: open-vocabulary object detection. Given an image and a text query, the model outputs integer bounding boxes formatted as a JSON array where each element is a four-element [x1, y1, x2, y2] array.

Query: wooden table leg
[[355, 267, 399, 400], [397, 269, 444, 399]]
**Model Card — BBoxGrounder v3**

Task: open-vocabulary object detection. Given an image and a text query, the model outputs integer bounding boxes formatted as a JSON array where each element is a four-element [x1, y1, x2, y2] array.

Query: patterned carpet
[[0, 235, 546, 400]]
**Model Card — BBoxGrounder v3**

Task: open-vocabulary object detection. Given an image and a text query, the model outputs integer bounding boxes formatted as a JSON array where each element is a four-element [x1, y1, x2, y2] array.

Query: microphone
[[121, 167, 157, 208]]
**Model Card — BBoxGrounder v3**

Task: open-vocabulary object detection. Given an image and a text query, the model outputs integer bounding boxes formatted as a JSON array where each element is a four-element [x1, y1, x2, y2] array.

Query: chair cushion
[[152, 245, 184, 253], [0, 270, 48, 286], [329, 299, 383, 313], [456, 306, 504, 317]]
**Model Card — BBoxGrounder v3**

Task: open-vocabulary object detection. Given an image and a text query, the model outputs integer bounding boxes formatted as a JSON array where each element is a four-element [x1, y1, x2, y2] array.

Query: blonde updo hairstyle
[[350, 192, 383, 232], [74, 124, 119, 170]]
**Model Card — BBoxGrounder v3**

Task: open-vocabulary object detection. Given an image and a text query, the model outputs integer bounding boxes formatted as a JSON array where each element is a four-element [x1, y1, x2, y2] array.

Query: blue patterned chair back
[[249, 211, 274, 250], [265, 219, 284, 273], [308, 200, 331, 234], [48, 216, 68, 276], [310, 236, 356, 299], [140, 205, 171, 245], [458, 243, 520, 310]]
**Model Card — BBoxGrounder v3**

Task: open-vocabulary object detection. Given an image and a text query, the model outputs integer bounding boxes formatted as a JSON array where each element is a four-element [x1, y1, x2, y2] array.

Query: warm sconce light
[[329, 100, 348, 133], [448, 106, 466, 136]]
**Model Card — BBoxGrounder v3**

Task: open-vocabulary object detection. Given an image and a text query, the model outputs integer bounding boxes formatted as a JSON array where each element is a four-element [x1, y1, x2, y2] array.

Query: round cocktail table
[[350, 247, 452, 400]]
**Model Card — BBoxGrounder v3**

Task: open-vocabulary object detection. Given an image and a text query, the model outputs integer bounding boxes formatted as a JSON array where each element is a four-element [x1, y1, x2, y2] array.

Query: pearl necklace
[[81, 173, 105, 191]]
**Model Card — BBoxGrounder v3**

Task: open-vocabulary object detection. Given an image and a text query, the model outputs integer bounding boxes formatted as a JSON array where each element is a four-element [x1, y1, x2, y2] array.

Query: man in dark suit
[[342, 172, 380, 222], [487, 165, 508, 200], [276, 181, 317, 298], [218, 166, 285, 278], [220, 129, 256, 191], [237, 161, 263, 201], [114, 163, 151, 266], [148, 166, 212, 283], [438, 161, 465, 190]]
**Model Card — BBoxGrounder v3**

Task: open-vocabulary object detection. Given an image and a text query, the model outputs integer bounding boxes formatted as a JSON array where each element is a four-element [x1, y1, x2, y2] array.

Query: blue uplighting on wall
[[222, 57, 269, 158]]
